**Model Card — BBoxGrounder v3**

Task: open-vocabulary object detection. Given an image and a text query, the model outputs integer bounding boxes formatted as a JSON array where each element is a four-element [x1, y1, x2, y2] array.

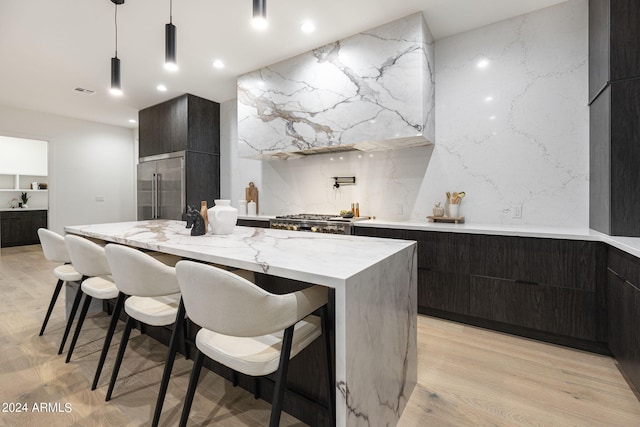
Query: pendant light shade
[[110, 57, 122, 95], [252, 0, 267, 29], [165, 23, 177, 71], [165, 0, 178, 71], [109, 0, 124, 96]]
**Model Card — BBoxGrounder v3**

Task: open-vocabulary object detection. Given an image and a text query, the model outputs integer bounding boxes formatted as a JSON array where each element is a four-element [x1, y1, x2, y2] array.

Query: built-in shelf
[[0, 189, 48, 192], [0, 173, 48, 191]]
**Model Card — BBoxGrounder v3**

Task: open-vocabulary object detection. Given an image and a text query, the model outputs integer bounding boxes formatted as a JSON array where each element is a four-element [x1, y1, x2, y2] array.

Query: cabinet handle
[[606, 267, 622, 280], [515, 279, 539, 286]]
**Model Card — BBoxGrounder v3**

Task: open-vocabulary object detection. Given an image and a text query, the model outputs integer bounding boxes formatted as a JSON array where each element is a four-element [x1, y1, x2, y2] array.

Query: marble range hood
[[237, 13, 435, 160]]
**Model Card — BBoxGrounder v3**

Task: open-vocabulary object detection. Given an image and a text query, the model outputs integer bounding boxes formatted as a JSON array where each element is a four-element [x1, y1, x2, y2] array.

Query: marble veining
[[65, 220, 417, 427], [228, 0, 589, 228], [238, 13, 435, 159]]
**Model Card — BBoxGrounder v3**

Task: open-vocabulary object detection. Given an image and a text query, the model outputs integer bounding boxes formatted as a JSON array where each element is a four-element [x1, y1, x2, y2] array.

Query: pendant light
[[165, 0, 178, 71], [252, 0, 267, 30], [110, 0, 124, 96]]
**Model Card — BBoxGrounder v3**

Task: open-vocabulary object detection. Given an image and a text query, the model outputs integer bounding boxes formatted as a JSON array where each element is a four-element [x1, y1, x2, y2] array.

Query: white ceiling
[[0, 0, 567, 129]]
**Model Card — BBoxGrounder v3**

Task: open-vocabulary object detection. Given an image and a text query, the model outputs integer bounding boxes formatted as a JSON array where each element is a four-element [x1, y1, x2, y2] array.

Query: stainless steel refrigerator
[[137, 152, 185, 220]]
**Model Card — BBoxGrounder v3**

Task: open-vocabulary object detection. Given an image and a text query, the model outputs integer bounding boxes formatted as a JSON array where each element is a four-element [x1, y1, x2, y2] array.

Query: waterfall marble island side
[[64, 219, 417, 427]]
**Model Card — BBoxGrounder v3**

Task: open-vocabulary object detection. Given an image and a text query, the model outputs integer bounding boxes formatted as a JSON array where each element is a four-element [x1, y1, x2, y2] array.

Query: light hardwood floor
[[1, 244, 639, 426]]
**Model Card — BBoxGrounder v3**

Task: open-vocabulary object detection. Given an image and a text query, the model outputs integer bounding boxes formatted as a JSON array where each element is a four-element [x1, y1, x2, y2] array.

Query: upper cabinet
[[138, 94, 220, 158], [589, 0, 640, 102], [0, 136, 47, 176], [237, 13, 435, 160]]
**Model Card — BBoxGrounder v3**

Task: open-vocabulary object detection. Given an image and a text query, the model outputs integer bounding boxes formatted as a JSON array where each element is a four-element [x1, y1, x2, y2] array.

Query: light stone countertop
[[64, 219, 418, 426], [0, 207, 48, 212], [354, 219, 640, 259]]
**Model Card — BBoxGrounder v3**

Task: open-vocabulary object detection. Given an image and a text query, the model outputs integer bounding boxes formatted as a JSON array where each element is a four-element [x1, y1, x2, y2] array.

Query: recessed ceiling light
[[157, 84, 167, 92], [477, 59, 490, 69], [485, 96, 494, 102], [300, 21, 315, 33], [129, 119, 137, 124], [213, 60, 224, 69], [489, 115, 496, 120]]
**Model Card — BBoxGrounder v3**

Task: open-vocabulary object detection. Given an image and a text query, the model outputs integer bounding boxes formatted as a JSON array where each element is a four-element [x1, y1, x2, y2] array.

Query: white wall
[[0, 105, 137, 234], [222, 0, 589, 226]]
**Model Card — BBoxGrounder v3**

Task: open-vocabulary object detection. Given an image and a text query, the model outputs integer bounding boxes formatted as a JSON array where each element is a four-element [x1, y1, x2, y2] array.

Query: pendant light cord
[[114, 3, 118, 57], [169, 0, 173, 24]]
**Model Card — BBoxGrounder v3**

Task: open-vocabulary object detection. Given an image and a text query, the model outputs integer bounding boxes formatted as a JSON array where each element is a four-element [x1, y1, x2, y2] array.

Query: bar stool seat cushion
[[195, 314, 321, 377], [81, 276, 118, 300], [54, 264, 83, 282], [125, 293, 181, 327]]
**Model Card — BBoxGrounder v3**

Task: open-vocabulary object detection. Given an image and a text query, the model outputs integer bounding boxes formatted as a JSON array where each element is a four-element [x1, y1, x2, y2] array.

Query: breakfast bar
[[65, 219, 417, 427]]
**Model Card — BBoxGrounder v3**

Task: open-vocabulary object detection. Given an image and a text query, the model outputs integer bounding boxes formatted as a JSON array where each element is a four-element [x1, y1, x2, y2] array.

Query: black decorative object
[[185, 205, 206, 236]]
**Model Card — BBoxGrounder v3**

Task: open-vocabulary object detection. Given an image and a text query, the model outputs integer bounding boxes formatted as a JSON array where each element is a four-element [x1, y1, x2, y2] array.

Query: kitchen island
[[65, 219, 417, 427]]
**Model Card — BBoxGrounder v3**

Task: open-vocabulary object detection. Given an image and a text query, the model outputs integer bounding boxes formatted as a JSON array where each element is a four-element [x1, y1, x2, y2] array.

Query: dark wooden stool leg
[[58, 279, 86, 355], [65, 294, 93, 362], [40, 279, 64, 336], [178, 349, 204, 427], [269, 325, 294, 427], [92, 292, 126, 390], [151, 298, 186, 427], [105, 315, 134, 401]]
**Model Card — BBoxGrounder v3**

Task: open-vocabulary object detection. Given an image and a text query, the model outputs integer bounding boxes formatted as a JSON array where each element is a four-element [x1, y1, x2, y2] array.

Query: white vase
[[207, 199, 237, 235], [448, 204, 460, 218]]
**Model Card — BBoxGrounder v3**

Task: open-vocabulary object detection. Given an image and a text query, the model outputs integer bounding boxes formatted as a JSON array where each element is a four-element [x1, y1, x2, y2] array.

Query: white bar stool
[[102, 243, 184, 404], [175, 260, 335, 427], [37, 228, 83, 337], [63, 235, 119, 362]]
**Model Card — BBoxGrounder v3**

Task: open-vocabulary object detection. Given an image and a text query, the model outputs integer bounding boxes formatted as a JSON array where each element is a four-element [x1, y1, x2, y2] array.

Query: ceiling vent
[[73, 87, 96, 95]]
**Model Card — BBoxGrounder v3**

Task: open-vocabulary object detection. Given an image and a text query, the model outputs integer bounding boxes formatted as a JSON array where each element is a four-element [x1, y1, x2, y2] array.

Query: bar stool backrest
[[175, 260, 327, 338], [38, 228, 71, 263], [104, 244, 180, 297], [64, 234, 111, 277]]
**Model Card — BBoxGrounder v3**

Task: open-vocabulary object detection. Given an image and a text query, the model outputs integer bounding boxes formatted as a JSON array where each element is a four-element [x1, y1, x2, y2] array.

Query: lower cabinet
[[355, 226, 607, 351], [418, 269, 469, 315], [469, 275, 598, 340], [607, 249, 640, 390], [0, 210, 48, 247]]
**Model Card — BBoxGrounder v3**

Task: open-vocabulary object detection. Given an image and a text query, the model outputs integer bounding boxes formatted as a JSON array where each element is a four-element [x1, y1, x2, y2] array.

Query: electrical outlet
[[512, 204, 522, 219], [96, 195, 105, 202]]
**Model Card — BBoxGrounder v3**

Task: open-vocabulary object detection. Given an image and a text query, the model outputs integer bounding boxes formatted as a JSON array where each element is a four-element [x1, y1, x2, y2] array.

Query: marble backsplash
[[225, 0, 589, 227], [237, 13, 435, 159]]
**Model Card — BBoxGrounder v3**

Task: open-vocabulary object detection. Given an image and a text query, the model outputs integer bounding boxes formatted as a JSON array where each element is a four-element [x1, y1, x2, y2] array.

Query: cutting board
[[427, 216, 465, 224]]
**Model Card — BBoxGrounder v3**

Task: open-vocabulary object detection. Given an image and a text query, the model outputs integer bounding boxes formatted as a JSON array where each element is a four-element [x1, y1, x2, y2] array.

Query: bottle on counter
[[238, 199, 247, 216], [247, 200, 257, 217], [200, 201, 209, 232], [351, 202, 355, 214], [355, 202, 360, 217]]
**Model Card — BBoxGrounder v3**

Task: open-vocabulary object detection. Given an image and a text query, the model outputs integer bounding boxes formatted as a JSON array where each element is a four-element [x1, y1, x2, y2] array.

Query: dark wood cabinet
[[589, 0, 640, 236], [469, 276, 598, 340], [607, 248, 640, 390], [355, 227, 470, 315], [355, 226, 607, 350], [0, 210, 47, 247], [469, 235, 598, 291], [419, 269, 469, 315], [138, 94, 221, 212], [139, 94, 220, 158], [589, 0, 640, 100]]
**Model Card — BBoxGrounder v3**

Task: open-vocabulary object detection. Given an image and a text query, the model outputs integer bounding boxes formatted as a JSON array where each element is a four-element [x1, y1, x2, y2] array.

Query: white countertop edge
[[0, 207, 48, 212]]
